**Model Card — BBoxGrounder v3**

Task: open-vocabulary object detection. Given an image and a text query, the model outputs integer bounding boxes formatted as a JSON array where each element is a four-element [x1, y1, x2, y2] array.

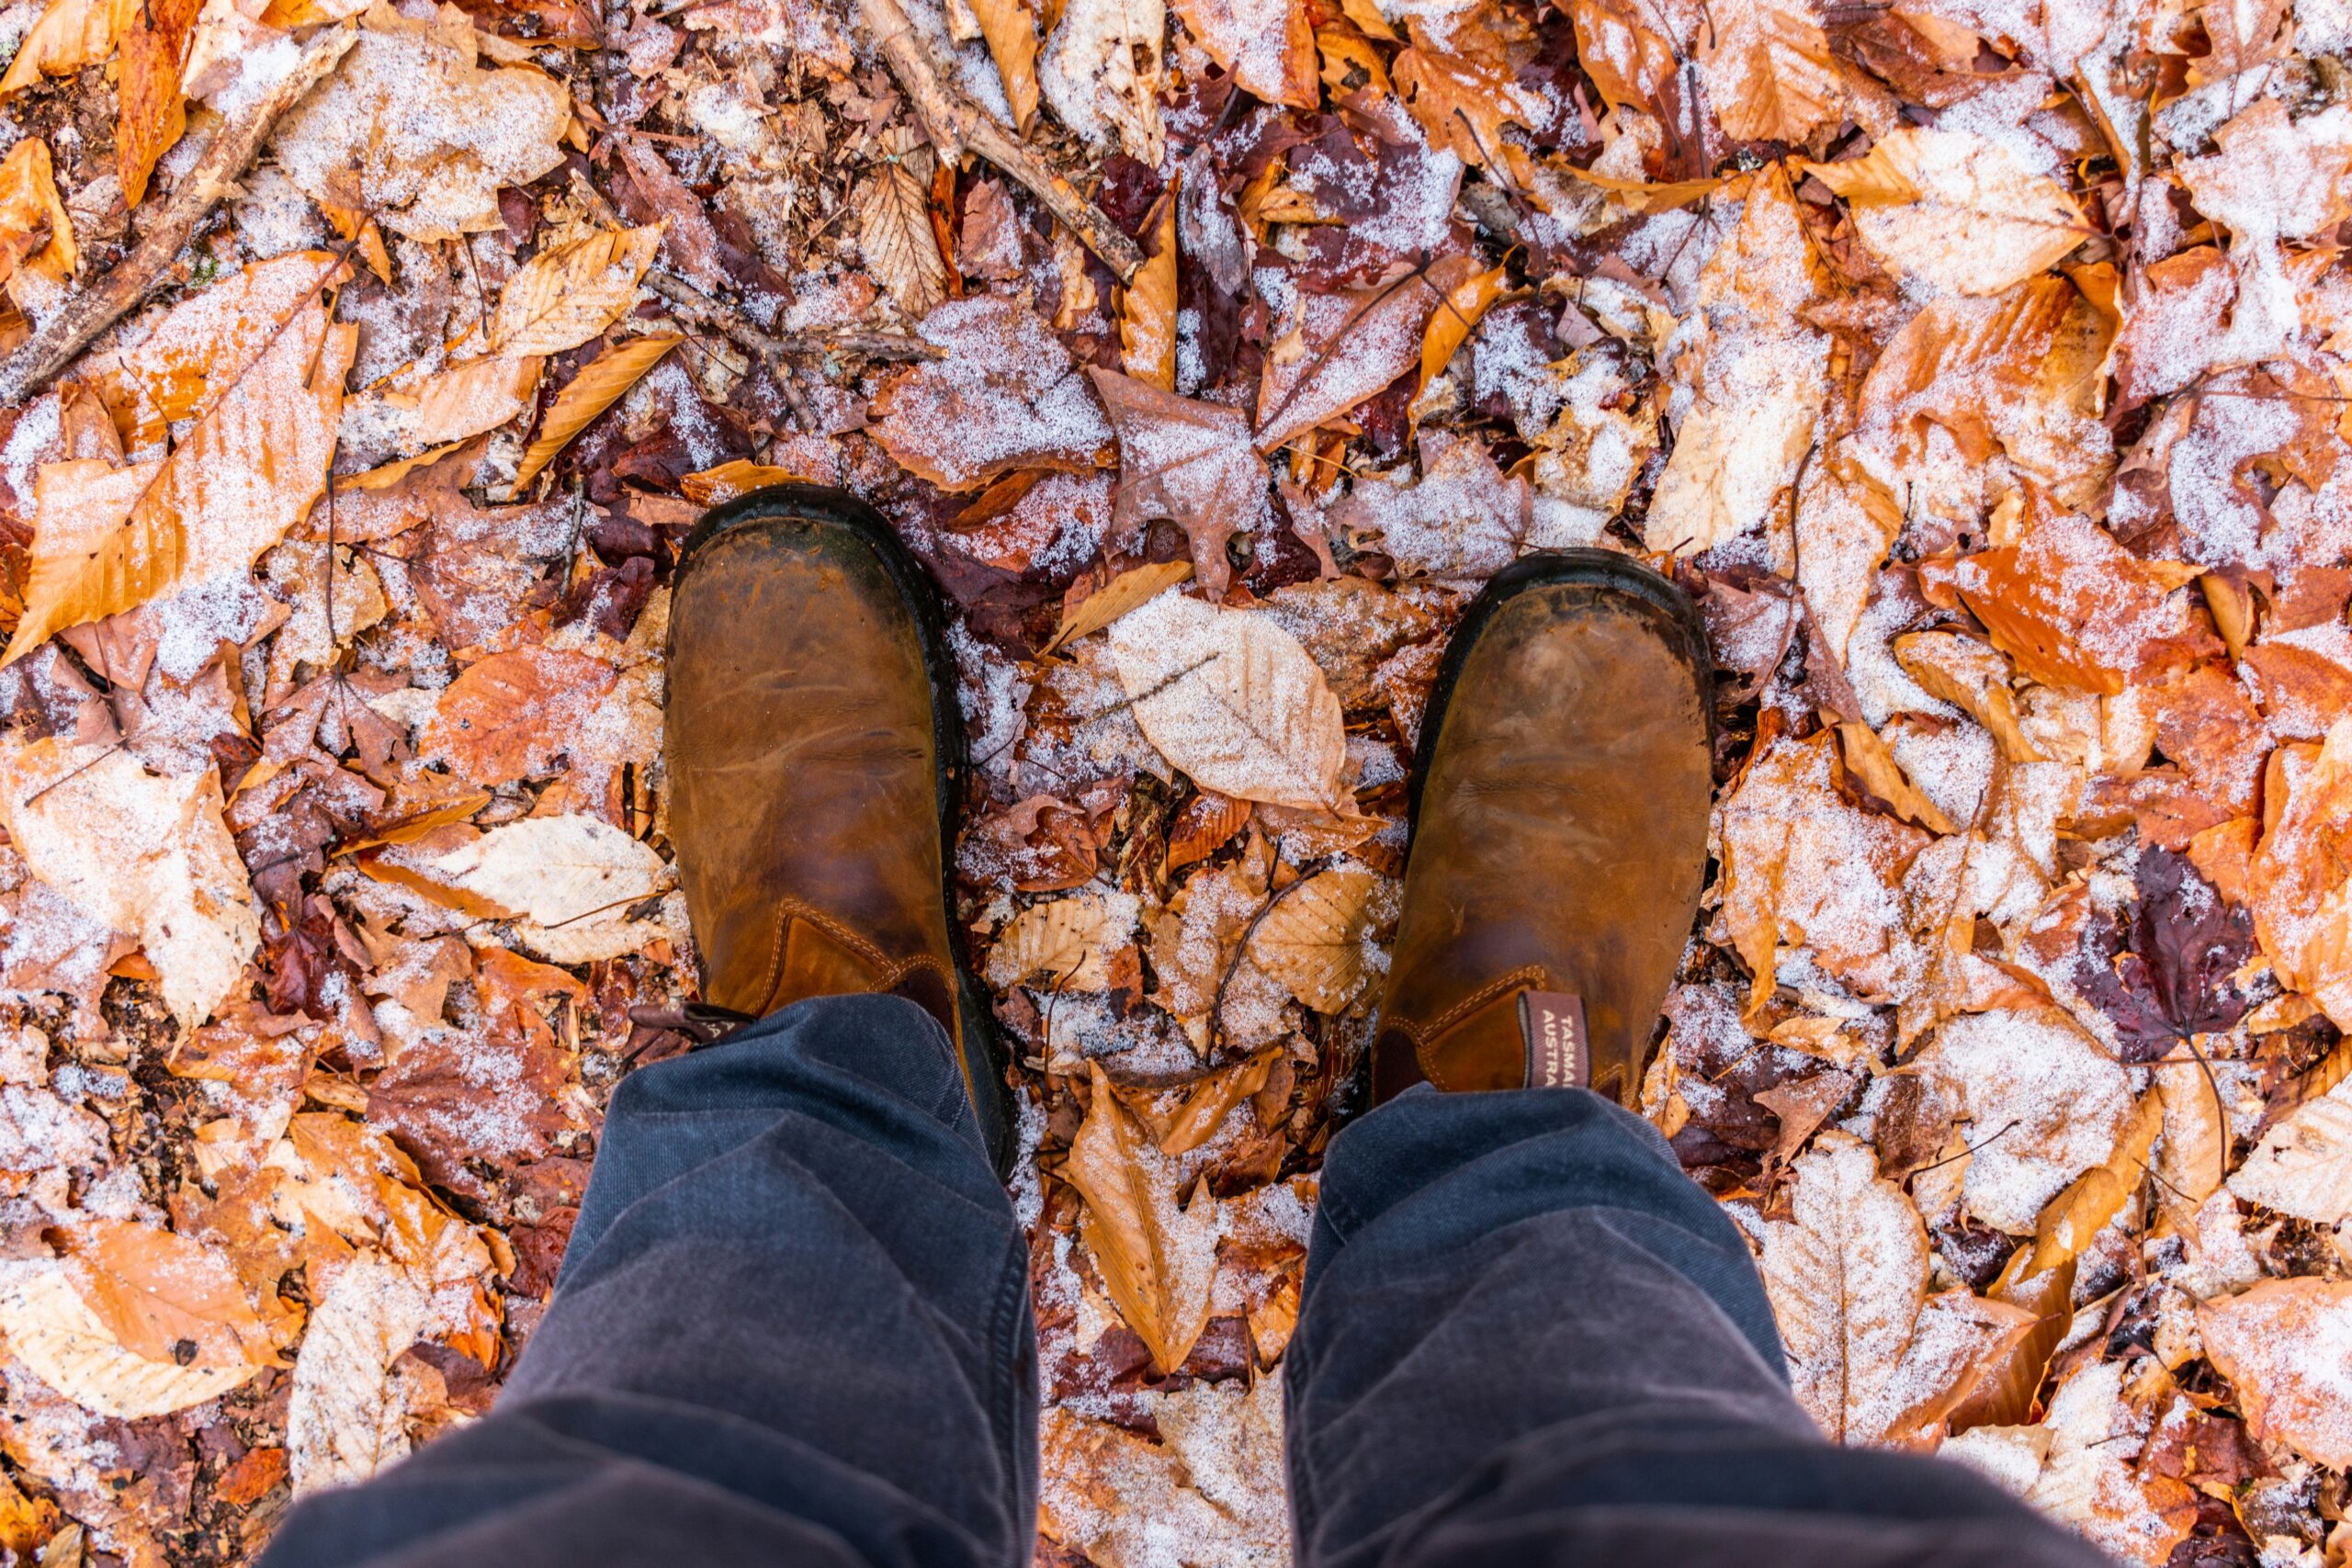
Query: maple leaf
[[1088, 369, 1268, 601], [1105, 588, 1348, 811]]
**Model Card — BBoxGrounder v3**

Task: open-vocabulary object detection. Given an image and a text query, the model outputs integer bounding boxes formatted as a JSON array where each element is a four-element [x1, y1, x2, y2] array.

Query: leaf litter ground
[[0, 0, 2346, 1563]]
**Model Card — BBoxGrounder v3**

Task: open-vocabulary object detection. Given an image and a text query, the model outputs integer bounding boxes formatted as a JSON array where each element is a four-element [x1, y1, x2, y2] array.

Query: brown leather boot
[[1371, 551, 1714, 1106], [664, 485, 1012, 1168]]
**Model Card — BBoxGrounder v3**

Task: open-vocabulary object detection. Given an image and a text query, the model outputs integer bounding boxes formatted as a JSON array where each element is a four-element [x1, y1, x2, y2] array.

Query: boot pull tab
[[1517, 990, 1590, 1089]]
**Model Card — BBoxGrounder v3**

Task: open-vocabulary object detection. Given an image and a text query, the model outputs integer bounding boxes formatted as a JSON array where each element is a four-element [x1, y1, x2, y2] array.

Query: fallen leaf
[[1171, 0, 1314, 107], [871, 296, 1113, 492], [64, 1218, 278, 1372], [1065, 1062, 1217, 1372], [1807, 128, 2090, 296], [2228, 1068, 2352, 1224], [1039, 0, 1165, 163], [2199, 1279, 2352, 1469], [969, 0, 1040, 129], [1697, 0, 1841, 145], [0, 0, 130, 96], [1893, 631, 2042, 763], [1417, 261, 1510, 395], [426, 814, 674, 964], [1117, 191, 1177, 391], [1256, 256, 1477, 453], [1106, 588, 1347, 811], [508, 333, 681, 493], [680, 459, 817, 504], [856, 149, 948, 319], [421, 646, 620, 786], [1247, 863, 1380, 1012], [984, 889, 1137, 990], [0, 738, 257, 1028], [0, 1259, 260, 1419], [114, 0, 199, 207], [1088, 367, 1268, 600], [1043, 558, 1194, 654], [0, 140, 76, 288], [405, 354, 543, 448], [272, 0, 571, 242], [489, 224, 662, 356]]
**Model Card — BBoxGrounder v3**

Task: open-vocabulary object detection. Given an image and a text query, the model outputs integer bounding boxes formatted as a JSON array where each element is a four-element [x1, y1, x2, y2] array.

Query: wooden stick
[[0, 24, 358, 406], [640, 270, 941, 361], [855, 0, 1144, 283]]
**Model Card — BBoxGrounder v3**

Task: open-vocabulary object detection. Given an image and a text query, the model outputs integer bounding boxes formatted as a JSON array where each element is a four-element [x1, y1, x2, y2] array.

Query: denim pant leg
[[1284, 1086, 2105, 1568], [262, 994, 1035, 1568]]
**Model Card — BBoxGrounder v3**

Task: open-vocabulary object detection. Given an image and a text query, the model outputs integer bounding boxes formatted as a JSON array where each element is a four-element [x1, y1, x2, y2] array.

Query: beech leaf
[[508, 333, 681, 494]]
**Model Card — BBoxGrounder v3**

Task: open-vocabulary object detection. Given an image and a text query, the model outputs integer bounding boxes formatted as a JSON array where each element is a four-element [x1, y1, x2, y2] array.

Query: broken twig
[[0, 24, 359, 405], [854, 0, 1145, 283]]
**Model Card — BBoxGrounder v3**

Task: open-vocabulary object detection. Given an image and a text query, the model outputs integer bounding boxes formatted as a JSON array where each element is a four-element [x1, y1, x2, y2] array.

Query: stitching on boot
[[1396, 964, 1548, 1089], [753, 898, 955, 1015]]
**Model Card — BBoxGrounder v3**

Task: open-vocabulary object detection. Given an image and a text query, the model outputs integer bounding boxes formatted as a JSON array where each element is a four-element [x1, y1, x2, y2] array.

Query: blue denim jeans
[[263, 996, 2098, 1568]]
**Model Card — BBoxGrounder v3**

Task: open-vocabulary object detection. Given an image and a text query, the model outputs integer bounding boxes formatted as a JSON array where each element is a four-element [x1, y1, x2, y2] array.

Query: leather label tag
[[1519, 989, 1590, 1089]]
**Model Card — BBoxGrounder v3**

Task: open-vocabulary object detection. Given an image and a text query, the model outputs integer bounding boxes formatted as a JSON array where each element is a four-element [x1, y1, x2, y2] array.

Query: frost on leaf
[[271, 1, 570, 242], [870, 296, 1114, 491], [1106, 589, 1348, 811], [1808, 129, 2090, 298], [2199, 1279, 2352, 1470]]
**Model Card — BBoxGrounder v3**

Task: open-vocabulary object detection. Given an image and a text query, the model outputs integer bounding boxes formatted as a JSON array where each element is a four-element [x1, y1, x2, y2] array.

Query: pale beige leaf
[[1248, 864, 1379, 1012], [287, 1251, 433, 1494], [1806, 128, 2089, 297], [1758, 1130, 1931, 1442], [1644, 370, 1821, 556], [1697, 0, 1840, 144], [983, 890, 1138, 991], [2014, 1360, 2199, 1566], [1039, 0, 1165, 163], [0, 739, 257, 1028], [427, 813, 678, 964], [406, 354, 542, 447], [1106, 589, 1348, 811], [2228, 1070, 2352, 1224], [2199, 1279, 2352, 1470], [1042, 559, 1194, 654], [856, 160, 947, 319], [1067, 1063, 1218, 1373], [491, 224, 662, 356], [509, 333, 681, 494], [970, 0, 1040, 129], [0, 1260, 259, 1419], [2154, 1059, 2231, 1230], [1117, 195, 1178, 391], [271, 0, 570, 242], [2177, 98, 2352, 247]]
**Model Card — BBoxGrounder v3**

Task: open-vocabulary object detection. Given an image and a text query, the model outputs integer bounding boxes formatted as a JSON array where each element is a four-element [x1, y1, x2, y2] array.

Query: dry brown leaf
[[1117, 192, 1178, 391], [970, 0, 1040, 129], [2248, 721, 2352, 1031], [422, 646, 621, 785], [857, 154, 948, 319], [1256, 256, 1476, 453], [1106, 588, 1348, 811], [1043, 559, 1194, 654], [1157, 1046, 1280, 1155], [6, 254, 354, 661], [1172, 0, 1316, 107], [426, 814, 675, 964], [1758, 1131, 1931, 1443], [1836, 721, 1957, 835], [1392, 43, 1553, 170], [0, 738, 257, 1028], [1417, 262, 1510, 396], [0, 140, 75, 289], [1806, 129, 2089, 296], [1697, 0, 1840, 145], [1566, 0, 1678, 112], [406, 355, 543, 448], [680, 460, 817, 505], [0, 1258, 261, 1419], [508, 333, 680, 494], [65, 1217, 279, 1371], [272, 0, 570, 242], [0, 0, 130, 96], [1942, 511, 2214, 697], [1066, 1063, 1217, 1373], [1089, 367, 1267, 601], [870, 296, 1113, 492], [490, 224, 662, 356], [2199, 1280, 2352, 1469], [1248, 864, 1379, 1012], [114, 0, 198, 207], [2227, 1067, 2352, 1224], [983, 891, 1137, 991], [1893, 631, 2042, 763], [2151, 1058, 2231, 1232]]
